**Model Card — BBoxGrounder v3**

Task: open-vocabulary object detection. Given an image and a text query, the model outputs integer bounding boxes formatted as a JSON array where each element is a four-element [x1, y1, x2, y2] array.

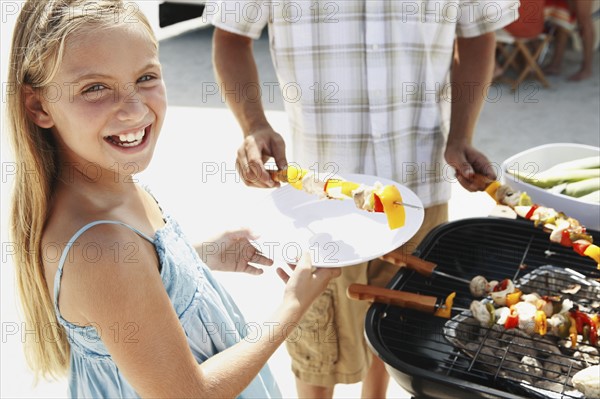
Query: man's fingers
[[244, 139, 275, 187], [456, 174, 481, 192], [454, 162, 474, 180], [236, 149, 253, 186], [271, 137, 288, 172], [237, 143, 271, 188], [238, 159, 272, 188]]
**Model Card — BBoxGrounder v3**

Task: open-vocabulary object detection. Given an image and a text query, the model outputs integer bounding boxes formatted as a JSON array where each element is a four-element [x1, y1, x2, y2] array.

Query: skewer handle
[[380, 253, 438, 278], [347, 284, 437, 314]]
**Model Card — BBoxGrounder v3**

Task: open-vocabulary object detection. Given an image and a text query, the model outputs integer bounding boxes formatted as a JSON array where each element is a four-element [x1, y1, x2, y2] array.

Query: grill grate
[[366, 217, 600, 399]]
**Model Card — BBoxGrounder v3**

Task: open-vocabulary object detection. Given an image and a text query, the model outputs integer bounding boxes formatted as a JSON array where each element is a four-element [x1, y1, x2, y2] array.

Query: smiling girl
[[6, 1, 340, 397]]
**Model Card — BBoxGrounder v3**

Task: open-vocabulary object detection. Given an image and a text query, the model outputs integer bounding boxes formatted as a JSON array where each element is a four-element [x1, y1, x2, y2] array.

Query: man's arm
[[445, 32, 498, 191], [212, 28, 271, 136], [212, 28, 287, 187]]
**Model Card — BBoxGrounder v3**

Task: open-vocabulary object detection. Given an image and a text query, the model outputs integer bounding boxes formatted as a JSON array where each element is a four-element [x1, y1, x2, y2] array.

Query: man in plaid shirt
[[211, 1, 518, 396]]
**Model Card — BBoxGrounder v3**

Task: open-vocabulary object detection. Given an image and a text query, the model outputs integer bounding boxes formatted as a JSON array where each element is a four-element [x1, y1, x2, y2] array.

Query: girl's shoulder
[[42, 186, 163, 323], [43, 188, 161, 272], [43, 183, 164, 250]]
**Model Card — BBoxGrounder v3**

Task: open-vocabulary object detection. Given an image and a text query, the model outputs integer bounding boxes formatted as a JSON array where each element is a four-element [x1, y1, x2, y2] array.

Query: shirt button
[[372, 44, 379, 51]]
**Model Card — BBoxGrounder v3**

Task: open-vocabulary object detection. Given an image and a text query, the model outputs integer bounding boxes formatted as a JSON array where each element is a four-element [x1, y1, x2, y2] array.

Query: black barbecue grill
[[365, 217, 600, 399]]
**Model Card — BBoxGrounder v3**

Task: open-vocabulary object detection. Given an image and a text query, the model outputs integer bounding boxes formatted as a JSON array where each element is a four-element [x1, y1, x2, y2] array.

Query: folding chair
[[494, 0, 551, 91], [495, 29, 552, 91]]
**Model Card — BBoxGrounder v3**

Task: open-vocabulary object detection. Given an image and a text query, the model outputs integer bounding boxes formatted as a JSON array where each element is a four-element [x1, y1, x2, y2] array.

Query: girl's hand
[[196, 228, 273, 275], [276, 252, 341, 317]]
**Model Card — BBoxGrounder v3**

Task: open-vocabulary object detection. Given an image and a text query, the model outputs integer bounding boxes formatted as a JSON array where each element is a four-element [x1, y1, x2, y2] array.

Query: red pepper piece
[[373, 193, 384, 213], [560, 230, 573, 247], [525, 204, 539, 220], [573, 239, 592, 256], [493, 279, 509, 292], [573, 312, 584, 333], [589, 323, 598, 346], [505, 311, 519, 329], [570, 310, 594, 335]]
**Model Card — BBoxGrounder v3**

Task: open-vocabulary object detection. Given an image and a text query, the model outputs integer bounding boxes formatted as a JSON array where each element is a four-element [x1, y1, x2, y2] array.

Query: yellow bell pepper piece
[[341, 181, 361, 197], [323, 179, 360, 198], [534, 310, 547, 336], [592, 314, 600, 331], [484, 181, 502, 203], [583, 244, 600, 264], [376, 185, 406, 230], [324, 178, 342, 192], [505, 289, 522, 307], [434, 292, 456, 319], [569, 316, 578, 347], [287, 166, 308, 190]]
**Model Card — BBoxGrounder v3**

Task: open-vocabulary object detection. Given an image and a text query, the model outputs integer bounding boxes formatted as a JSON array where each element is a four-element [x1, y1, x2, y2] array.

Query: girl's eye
[[83, 84, 105, 93], [138, 75, 155, 83]]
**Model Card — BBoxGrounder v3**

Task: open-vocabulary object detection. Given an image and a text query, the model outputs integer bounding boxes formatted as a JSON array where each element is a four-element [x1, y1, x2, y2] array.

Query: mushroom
[[469, 275, 489, 298]]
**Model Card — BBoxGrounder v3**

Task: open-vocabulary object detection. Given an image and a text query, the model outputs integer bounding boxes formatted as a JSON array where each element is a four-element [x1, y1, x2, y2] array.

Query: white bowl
[[501, 143, 600, 232]]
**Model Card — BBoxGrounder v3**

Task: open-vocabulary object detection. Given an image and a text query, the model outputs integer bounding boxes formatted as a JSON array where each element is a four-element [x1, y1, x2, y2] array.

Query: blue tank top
[[53, 212, 281, 398]]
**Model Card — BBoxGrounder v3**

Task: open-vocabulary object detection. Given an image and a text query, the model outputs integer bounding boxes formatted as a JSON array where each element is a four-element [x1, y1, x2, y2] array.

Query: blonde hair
[[6, 0, 157, 380]]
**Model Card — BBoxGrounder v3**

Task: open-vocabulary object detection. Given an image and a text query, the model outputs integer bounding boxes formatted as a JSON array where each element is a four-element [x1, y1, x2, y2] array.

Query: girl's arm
[[60, 224, 337, 398]]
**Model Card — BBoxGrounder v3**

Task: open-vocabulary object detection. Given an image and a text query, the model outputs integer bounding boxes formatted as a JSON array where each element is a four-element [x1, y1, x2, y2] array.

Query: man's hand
[[196, 229, 273, 275], [445, 142, 497, 192], [236, 127, 288, 188]]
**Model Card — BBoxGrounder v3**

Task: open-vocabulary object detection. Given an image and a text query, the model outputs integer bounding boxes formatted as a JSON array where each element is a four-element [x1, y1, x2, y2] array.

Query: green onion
[[543, 156, 600, 172], [508, 168, 600, 188], [563, 178, 600, 198]]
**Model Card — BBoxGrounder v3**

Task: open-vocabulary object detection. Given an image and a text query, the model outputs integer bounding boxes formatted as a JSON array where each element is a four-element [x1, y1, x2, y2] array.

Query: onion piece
[[491, 279, 515, 306]]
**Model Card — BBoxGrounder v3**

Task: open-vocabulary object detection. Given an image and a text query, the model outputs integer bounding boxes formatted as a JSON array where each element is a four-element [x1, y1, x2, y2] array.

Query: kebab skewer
[[470, 174, 600, 268], [468, 281, 599, 348], [268, 166, 413, 230], [347, 283, 457, 318]]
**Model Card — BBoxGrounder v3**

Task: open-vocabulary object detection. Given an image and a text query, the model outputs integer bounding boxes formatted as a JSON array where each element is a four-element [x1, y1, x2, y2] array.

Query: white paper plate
[[245, 174, 424, 267]]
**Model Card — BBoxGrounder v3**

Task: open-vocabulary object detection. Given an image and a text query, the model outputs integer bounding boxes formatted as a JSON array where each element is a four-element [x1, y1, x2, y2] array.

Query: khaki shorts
[[286, 203, 448, 387]]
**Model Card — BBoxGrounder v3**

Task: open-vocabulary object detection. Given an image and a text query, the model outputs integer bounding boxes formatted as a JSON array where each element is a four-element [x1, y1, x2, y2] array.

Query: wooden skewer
[[267, 169, 422, 209], [394, 202, 422, 210]]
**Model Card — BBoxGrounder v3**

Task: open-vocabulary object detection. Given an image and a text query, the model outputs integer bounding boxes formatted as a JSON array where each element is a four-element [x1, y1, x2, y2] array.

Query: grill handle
[[347, 284, 438, 314]]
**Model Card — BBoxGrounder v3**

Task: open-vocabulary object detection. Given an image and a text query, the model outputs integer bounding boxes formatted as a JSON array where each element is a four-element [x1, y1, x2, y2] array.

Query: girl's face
[[41, 22, 167, 179]]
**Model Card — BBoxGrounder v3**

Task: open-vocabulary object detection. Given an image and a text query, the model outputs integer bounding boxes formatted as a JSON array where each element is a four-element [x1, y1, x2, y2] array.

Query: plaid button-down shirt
[[211, 0, 518, 207]]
